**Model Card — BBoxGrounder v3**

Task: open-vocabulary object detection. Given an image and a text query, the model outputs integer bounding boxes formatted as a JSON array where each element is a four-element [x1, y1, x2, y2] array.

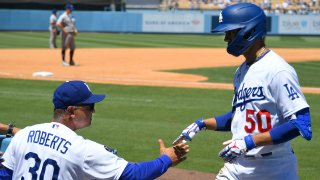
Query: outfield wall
[[0, 9, 319, 35]]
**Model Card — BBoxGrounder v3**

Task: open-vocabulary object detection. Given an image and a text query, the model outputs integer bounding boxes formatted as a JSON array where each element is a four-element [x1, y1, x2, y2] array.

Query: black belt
[[245, 152, 272, 158]]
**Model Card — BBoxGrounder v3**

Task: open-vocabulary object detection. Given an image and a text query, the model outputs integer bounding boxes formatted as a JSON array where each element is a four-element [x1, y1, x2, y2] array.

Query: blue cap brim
[[80, 94, 106, 105], [212, 24, 244, 33]]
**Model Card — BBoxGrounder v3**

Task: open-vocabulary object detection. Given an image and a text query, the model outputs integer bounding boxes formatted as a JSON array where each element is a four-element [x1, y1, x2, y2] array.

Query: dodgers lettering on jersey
[[27, 130, 72, 154], [233, 83, 265, 111]]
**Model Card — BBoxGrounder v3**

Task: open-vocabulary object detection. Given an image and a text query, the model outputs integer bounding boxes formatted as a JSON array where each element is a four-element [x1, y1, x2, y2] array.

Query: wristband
[[244, 134, 256, 150], [6, 123, 15, 137], [195, 118, 206, 130]]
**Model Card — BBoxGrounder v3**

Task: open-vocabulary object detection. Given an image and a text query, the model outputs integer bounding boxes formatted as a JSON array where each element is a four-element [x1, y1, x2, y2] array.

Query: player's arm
[[0, 123, 20, 136], [219, 108, 311, 162], [241, 107, 311, 148], [56, 17, 67, 35], [119, 139, 189, 180], [0, 166, 13, 179], [172, 111, 233, 145], [56, 22, 65, 33]]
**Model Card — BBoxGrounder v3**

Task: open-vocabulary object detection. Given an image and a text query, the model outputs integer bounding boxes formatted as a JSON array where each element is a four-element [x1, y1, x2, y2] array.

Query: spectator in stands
[[169, 0, 179, 11]]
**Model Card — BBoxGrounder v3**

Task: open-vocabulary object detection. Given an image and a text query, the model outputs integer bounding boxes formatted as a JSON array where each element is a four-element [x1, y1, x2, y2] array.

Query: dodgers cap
[[65, 3, 74, 10], [53, 80, 105, 110]]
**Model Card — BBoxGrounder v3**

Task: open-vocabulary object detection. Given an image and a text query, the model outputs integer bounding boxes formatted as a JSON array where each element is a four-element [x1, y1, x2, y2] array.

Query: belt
[[244, 152, 272, 158]]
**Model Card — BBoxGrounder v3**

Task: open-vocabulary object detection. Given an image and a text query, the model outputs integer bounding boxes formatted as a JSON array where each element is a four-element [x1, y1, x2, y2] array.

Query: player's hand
[[172, 118, 206, 145], [159, 139, 189, 166], [74, 29, 78, 36], [219, 139, 247, 163]]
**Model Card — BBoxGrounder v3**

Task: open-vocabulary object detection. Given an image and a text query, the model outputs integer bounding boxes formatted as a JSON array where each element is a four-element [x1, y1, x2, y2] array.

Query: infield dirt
[[0, 48, 320, 93]]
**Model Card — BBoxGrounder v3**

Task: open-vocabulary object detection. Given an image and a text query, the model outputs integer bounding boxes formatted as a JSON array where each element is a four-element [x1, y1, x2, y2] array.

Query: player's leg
[[61, 33, 68, 66], [236, 150, 298, 180], [53, 31, 57, 48], [69, 33, 77, 66], [49, 30, 54, 48], [215, 163, 239, 180]]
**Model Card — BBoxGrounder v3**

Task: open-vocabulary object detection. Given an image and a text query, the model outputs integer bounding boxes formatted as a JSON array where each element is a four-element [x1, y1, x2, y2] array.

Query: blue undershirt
[[119, 154, 172, 180], [0, 166, 13, 180]]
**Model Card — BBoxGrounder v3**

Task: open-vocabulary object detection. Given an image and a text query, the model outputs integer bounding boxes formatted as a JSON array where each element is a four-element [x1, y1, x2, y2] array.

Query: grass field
[[1, 31, 320, 48], [166, 61, 320, 87], [0, 32, 320, 179]]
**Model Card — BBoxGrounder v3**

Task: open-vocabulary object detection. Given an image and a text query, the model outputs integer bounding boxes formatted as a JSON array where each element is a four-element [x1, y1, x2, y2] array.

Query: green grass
[[165, 61, 320, 87], [0, 79, 319, 179], [1, 31, 320, 48]]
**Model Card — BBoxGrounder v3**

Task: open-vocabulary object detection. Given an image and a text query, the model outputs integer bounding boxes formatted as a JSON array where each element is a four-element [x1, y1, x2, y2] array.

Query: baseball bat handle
[[182, 132, 196, 144]]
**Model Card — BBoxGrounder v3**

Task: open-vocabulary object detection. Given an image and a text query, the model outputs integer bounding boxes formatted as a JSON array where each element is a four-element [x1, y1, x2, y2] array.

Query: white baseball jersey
[[3, 122, 128, 179], [49, 14, 57, 31], [231, 50, 309, 155], [57, 12, 76, 33]]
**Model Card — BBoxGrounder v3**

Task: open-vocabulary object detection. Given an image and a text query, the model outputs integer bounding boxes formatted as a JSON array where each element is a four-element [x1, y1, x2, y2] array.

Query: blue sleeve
[[119, 154, 172, 180], [215, 111, 233, 131], [290, 108, 312, 140], [270, 108, 311, 144], [269, 121, 300, 144], [0, 165, 13, 180]]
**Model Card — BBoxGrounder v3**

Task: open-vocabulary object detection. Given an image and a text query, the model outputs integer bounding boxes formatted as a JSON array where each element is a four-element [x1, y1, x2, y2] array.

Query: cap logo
[[219, 12, 223, 23]]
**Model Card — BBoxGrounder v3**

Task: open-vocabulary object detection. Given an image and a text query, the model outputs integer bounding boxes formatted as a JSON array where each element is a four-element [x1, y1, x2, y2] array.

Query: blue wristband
[[244, 135, 256, 150], [195, 118, 206, 130]]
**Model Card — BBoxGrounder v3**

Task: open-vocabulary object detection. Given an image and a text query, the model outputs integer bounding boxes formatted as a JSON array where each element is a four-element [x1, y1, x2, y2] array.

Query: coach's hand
[[172, 118, 206, 145], [159, 139, 189, 166]]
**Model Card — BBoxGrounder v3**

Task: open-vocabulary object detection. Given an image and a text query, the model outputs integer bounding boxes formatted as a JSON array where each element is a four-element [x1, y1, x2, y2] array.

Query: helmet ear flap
[[243, 28, 255, 40]]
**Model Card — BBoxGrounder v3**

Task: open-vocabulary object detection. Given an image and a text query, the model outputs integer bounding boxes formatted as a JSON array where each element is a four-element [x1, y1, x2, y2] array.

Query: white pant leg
[[216, 150, 298, 180]]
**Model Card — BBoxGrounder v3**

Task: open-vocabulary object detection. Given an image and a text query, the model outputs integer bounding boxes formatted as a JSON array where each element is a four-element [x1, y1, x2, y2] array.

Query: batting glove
[[219, 135, 256, 163], [172, 118, 206, 145]]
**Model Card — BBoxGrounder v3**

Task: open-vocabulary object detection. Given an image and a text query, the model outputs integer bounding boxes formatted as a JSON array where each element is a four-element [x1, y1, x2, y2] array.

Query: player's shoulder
[[57, 12, 67, 20], [259, 50, 293, 71]]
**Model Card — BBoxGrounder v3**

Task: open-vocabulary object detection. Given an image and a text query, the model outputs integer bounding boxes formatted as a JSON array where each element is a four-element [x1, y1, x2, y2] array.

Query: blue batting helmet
[[65, 3, 74, 10], [212, 3, 266, 57]]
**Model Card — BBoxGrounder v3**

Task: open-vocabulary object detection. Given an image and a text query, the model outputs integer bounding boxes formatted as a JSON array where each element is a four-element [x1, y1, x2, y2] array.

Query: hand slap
[[159, 139, 189, 166], [172, 118, 206, 145]]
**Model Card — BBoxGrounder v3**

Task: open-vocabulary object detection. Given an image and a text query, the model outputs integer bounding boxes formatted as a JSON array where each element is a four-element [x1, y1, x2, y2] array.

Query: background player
[[0, 80, 189, 179], [49, 9, 58, 49], [57, 3, 78, 66], [173, 3, 312, 179]]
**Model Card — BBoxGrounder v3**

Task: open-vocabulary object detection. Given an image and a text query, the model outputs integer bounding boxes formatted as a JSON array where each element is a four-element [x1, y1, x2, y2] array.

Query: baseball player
[[173, 3, 312, 179], [57, 3, 78, 66], [0, 80, 189, 179], [49, 9, 58, 49]]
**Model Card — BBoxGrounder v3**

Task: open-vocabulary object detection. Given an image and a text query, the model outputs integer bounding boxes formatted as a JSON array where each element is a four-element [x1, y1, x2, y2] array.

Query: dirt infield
[[0, 48, 320, 93], [0, 48, 319, 179]]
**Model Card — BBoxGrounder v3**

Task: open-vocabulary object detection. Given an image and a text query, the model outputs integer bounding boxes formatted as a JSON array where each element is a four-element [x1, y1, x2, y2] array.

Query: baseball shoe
[[62, 60, 69, 66], [69, 60, 79, 66]]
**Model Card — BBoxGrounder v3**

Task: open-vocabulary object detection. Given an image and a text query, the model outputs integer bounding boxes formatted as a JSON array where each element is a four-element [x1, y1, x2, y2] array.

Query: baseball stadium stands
[[0, 0, 319, 14]]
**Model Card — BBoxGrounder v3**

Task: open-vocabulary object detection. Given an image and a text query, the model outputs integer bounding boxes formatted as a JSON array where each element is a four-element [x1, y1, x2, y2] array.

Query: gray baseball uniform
[[57, 12, 76, 51], [49, 13, 58, 48]]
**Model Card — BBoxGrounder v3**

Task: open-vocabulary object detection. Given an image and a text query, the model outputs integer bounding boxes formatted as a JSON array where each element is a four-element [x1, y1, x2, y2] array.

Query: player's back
[[3, 122, 90, 179]]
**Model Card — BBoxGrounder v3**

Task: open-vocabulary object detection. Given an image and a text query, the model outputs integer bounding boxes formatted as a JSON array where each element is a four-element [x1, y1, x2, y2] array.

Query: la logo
[[284, 84, 299, 100], [219, 12, 223, 23]]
